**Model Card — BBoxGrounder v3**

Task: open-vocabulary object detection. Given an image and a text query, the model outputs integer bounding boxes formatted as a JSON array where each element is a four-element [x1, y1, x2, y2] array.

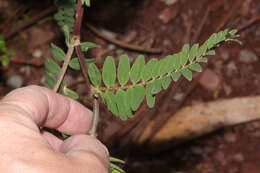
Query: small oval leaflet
[[102, 56, 116, 88], [131, 85, 145, 111], [45, 57, 61, 76], [88, 63, 101, 87], [130, 55, 145, 84], [117, 54, 130, 86]]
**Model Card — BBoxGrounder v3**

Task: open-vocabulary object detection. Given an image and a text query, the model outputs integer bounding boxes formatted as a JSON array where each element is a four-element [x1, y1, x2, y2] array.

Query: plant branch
[[88, 96, 99, 137], [53, 35, 80, 92], [73, 0, 84, 36]]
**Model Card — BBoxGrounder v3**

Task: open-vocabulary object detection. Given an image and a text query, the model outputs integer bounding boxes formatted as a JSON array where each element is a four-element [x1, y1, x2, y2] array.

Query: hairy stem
[[53, 36, 80, 92]]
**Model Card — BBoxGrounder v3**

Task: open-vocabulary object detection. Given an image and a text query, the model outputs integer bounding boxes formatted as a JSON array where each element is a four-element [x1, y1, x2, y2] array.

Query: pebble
[[101, 29, 117, 39], [226, 61, 237, 76], [173, 92, 184, 101], [238, 49, 258, 63], [233, 153, 244, 162], [224, 132, 237, 143], [32, 49, 43, 58], [221, 50, 230, 61], [199, 69, 220, 91], [7, 75, 23, 88], [160, 0, 178, 5]]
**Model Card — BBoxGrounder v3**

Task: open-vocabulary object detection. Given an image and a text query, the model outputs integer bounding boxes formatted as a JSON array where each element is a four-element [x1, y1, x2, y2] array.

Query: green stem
[[88, 96, 99, 137]]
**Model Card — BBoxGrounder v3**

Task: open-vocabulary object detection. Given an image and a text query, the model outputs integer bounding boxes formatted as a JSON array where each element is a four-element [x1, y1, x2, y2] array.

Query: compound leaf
[[45, 57, 61, 76], [130, 55, 145, 84], [88, 63, 101, 87], [131, 85, 145, 111], [102, 56, 116, 87], [51, 43, 66, 62], [118, 54, 130, 86]]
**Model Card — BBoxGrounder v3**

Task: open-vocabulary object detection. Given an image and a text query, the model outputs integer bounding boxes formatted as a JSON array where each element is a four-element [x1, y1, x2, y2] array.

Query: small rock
[[233, 153, 244, 162], [199, 69, 220, 91], [32, 49, 43, 58], [221, 50, 230, 61], [160, 0, 178, 6], [173, 92, 184, 101], [226, 61, 237, 76], [107, 44, 116, 50], [7, 75, 23, 88], [159, 7, 178, 23], [224, 132, 237, 143], [238, 49, 258, 63]]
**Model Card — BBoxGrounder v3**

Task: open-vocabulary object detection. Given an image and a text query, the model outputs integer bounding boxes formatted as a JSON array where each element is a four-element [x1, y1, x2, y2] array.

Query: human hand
[[0, 85, 109, 173]]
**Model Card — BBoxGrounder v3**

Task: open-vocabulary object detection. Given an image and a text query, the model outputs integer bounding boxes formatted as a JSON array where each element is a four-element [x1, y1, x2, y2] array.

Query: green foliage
[[110, 157, 125, 173], [44, 41, 97, 99], [87, 29, 241, 120], [0, 35, 15, 67], [54, 0, 77, 33]]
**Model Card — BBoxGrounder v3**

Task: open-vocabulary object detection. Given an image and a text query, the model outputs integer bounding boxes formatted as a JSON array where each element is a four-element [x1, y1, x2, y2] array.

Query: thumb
[[60, 135, 109, 173]]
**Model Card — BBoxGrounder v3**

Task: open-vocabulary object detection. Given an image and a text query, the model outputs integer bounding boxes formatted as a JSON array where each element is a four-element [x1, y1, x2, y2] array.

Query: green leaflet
[[189, 43, 199, 62], [207, 33, 217, 49], [81, 42, 100, 52], [117, 54, 130, 86], [45, 72, 56, 88], [110, 163, 125, 173], [141, 58, 158, 81], [181, 68, 192, 81], [110, 157, 125, 164], [205, 50, 215, 56], [81, 0, 90, 6], [197, 42, 207, 58], [102, 56, 116, 87], [62, 86, 79, 100], [101, 91, 119, 116], [69, 58, 96, 70], [62, 25, 70, 46], [158, 56, 172, 76], [180, 44, 189, 66], [171, 71, 181, 82], [161, 75, 172, 89], [188, 63, 202, 72], [116, 89, 132, 120], [51, 43, 66, 62], [130, 55, 145, 84], [88, 63, 101, 87], [197, 57, 208, 63], [45, 57, 61, 76], [145, 83, 155, 108], [151, 78, 162, 94], [125, 88, 133, 107], [151, 59, 160, 79], [131, 85, 145, 111]]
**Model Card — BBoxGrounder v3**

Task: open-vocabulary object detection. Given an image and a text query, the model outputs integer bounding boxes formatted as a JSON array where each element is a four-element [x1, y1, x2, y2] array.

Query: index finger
[[1, 85, 93, 134]]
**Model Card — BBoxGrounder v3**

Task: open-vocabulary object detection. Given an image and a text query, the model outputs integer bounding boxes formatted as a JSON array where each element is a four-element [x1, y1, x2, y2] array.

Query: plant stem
[[89, 96, 99, 137], [53, 36, 80, 92], [74, 0, 99, 136]]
